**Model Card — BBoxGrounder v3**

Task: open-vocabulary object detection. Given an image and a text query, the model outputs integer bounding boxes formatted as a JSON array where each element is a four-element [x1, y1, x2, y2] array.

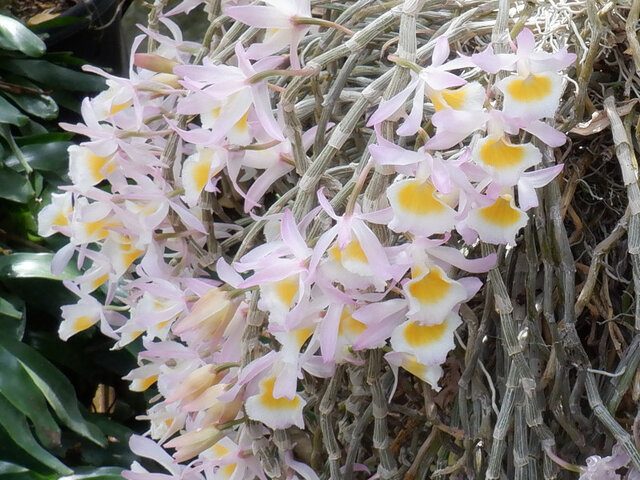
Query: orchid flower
[[225, 0, 312, 69], [234, 209, 316, 328], [244, 372, 307, 430], [367, 36, 474, 136], [310, 188, 401, 291], [174, 43, 285, 143], [472, 28, 576, 121], [390, 312, 461, 366], [465, 192, 529, 245]]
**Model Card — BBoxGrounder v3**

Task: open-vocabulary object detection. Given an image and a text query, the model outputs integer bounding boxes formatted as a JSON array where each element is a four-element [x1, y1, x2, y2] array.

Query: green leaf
[[58, 467, 123, 480], [0, 471, 54, 480], [0, 345, 61, 449], [0, 396, 71, 475], [3, 91, 58, 120], [0, 253, 77, 280], [4, 141, 72, 173], [29, 16, 85, 32], [0, 296, 25, 339], [0, 337, 107, 447], [0, 461, 29, 475], [0, 15, 46, 57], [0, 59, 105, 92], [15, 133, 73, 145], [0, 168, 33, 202], [0, 96, 28, 127]]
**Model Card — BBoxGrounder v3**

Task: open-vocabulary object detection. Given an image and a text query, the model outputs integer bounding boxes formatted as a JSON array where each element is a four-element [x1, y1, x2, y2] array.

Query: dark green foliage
[[0, 12, 138, 480]]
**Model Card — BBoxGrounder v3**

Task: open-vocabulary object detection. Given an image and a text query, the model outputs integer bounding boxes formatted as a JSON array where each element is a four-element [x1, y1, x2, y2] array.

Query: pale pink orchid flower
[[125, 435, 204, 480], [226, 0, 311, 69], [579, 443, 639, 480], [37, 191, 73, 238], [385, 351, 444, 396], [471, 28, 576, 121], [199, 436, 267, 480], [234, 209, 320, 329], [174, 42, 285, 142], [244, 364, 308, 430], [367, 36, 474, 136], [227, 125, 324, 212], [59, 281, 125, 340], [309, 188, 403, 289], [470, 28, 576, 76]]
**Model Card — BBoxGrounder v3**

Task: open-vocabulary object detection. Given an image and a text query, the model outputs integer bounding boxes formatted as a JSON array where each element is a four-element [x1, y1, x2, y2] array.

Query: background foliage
[[0, 11, 140, 480]]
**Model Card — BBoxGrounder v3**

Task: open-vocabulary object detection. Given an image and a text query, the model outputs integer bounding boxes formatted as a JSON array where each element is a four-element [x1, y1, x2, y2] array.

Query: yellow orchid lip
[[407, 266, 453, 305], [477, 195, 524, 227], [181, 147, 225, 206], [467, 194, 529, 245], [430, 82, 485, 112], [396, 181, 448, 216], [390, 313, 461, 366], [403, 265, 467, 325], [272, 275, 300, 309], [387, 179, 457, 236], [478, 137, 525, 169], [498, 71, 562, 120], [245, 375, 307, 430], [402, 321, 447, 348], [473, 136, 542, 186], [506, 73, 553, 103]]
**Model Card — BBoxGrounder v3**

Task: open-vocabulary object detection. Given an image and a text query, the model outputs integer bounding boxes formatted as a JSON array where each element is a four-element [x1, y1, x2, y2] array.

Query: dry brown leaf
[[570, 99, 639, 136], [27, 8, 60, 26]]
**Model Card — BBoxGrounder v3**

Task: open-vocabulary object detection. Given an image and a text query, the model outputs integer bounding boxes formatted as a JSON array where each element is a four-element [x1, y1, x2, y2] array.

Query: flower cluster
[[38, 2, 575, 479]]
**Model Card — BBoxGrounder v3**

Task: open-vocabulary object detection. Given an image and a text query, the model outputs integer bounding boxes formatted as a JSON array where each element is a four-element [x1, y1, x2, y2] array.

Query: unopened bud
[[134, 54, 179, 74]]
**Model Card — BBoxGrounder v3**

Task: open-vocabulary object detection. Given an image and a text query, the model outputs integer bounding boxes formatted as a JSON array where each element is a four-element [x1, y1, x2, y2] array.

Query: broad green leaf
[[0, 296, 25, 339], [0, 168, 33, 202], [0, 337, 106, 447], [4, 141, 72, 173], [42, 51, 88, 67], [0, 97, 28, 127], [17, 119, 48, 136], [0, 253, 76, 280], [0, 345, 61, 449], [0, 461, 28, 475], [4, 92, 58, 120], [0, 396, 71, 475], [0, 15, 45, 57], [59, 467, 123, 480], [0, 74, 58, 120], [15, 133, 73, 145], [0, 59, 105, 92], [0, 472, 53, 480], [29, 16, 85, 32]]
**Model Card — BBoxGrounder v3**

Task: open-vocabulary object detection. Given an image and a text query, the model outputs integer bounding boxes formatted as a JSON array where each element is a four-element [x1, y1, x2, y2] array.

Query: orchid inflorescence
[[38, 1, 576, 478]]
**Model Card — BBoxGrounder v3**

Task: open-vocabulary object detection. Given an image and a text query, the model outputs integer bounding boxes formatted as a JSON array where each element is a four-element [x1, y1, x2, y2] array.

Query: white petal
[[497, 72, 563, 120], [466, 194, 529, 245], [387, 179, 457, 237], [473, 136, 541, 186], [403, 265, 467, 325], [390, 313, 461, 366]]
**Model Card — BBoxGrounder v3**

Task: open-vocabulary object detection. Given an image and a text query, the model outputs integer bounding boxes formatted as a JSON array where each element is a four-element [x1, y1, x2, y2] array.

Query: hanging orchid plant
[[38, 1, 633, 479]]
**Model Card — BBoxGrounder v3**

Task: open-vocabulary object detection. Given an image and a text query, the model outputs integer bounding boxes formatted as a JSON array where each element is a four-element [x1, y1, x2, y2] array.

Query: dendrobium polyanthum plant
[[38, 1, 575, 478]]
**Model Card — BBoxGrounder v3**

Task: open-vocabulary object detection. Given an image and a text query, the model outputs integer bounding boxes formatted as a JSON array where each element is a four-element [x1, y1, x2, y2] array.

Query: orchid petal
[[396, 81, 425, 136], [367, 77, 420, 126], [431, 36, 450, 67], [421, 68, 466, 90], [250, 82, 285, 141], [522, 120, 566, 147], [225, 6, 292, 28], [516, 28, 536, 56], [280, 209, 309, 260]]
